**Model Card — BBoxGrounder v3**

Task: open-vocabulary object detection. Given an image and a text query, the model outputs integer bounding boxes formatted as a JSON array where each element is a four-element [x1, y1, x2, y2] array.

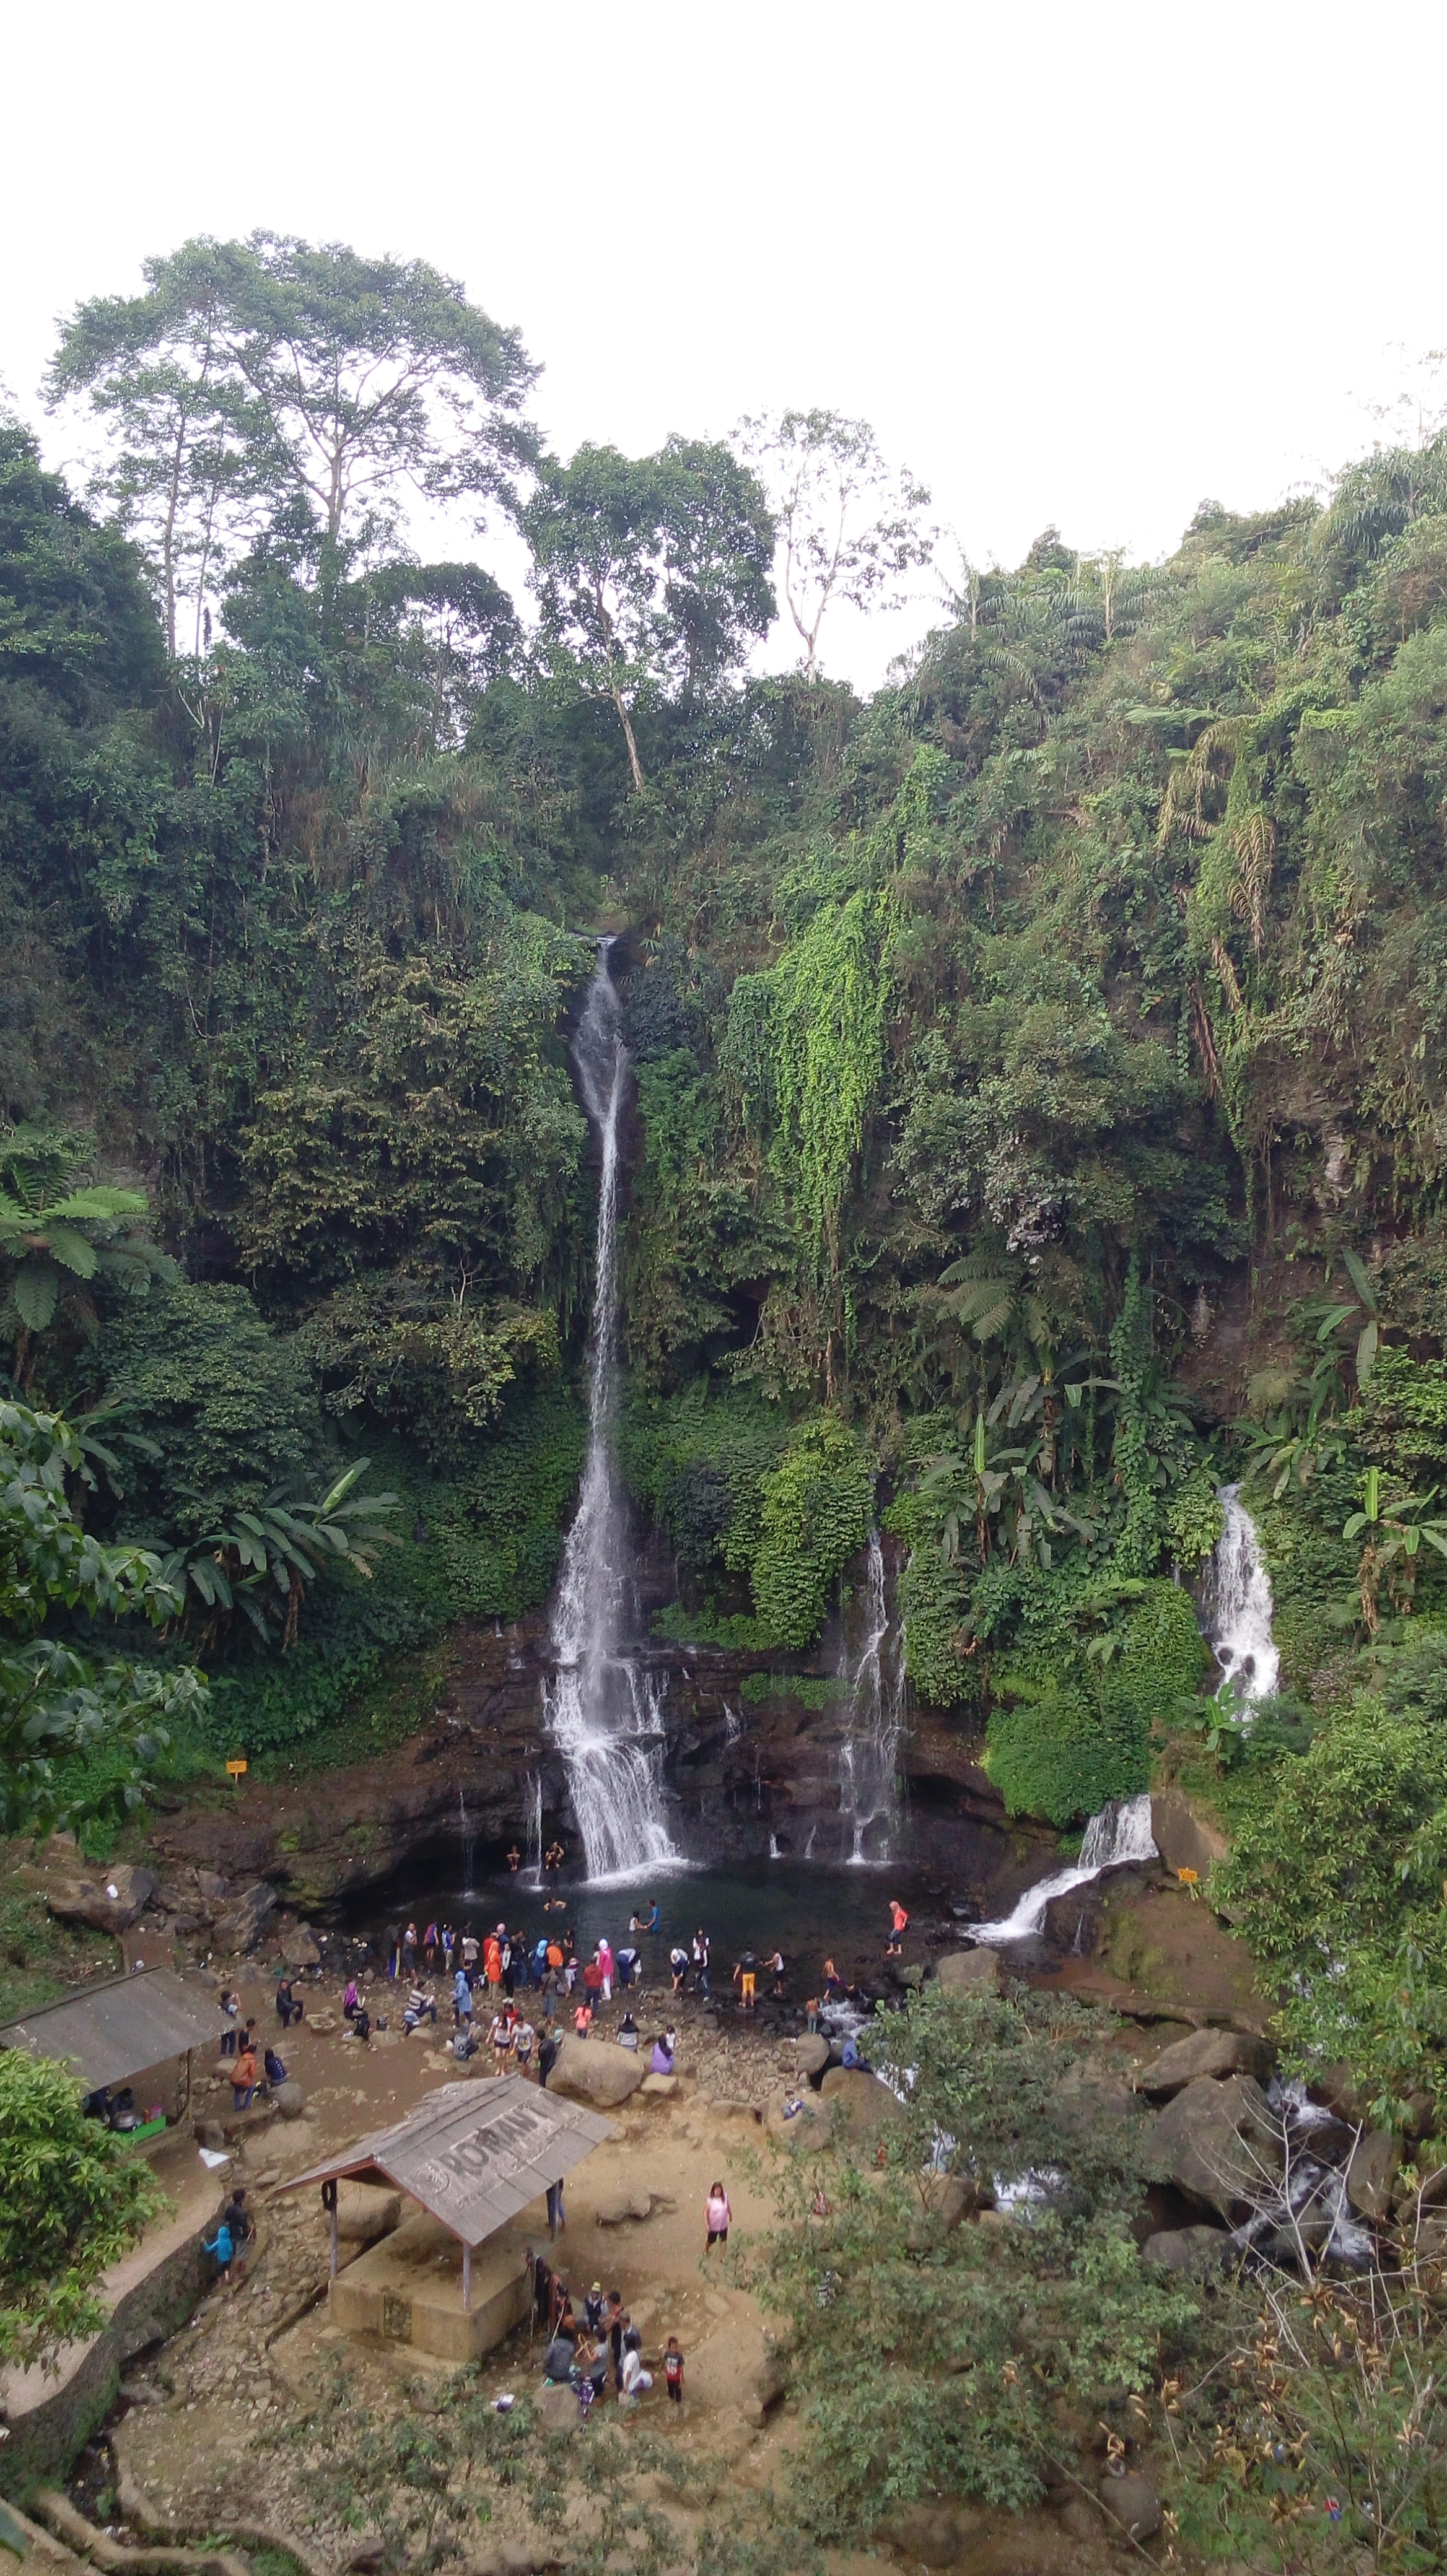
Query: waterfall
[[1199, 1483, 1280, 1706], [523, 1771, 543, 1887], [542, 940, 683, 1883], [970, 1791, 1157, 1943], [458, 1786, 476, 1895], [837, 1530, 904, 1865]]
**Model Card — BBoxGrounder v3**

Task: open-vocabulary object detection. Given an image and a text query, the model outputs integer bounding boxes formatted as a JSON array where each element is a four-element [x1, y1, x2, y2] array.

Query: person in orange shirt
[[886, 1899, 909, 1958], [232, 2044, 258, 2110], [484, 1931, 504, 1998]]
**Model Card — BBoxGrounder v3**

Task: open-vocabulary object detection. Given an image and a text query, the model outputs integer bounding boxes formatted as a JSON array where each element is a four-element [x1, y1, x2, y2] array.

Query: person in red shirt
[[886, 1899, 908, 1958]]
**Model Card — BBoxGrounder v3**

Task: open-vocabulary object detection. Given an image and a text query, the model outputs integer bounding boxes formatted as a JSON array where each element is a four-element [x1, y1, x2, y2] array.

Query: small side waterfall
[[971, 1792, 1158, 1943], [542, 941, 683, 1883], [1199, 1483, 1280, 1705], [836, 1530, 905, 1865]]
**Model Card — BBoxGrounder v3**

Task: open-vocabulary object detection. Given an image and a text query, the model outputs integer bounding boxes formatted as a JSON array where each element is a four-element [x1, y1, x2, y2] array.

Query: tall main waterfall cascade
[[837, 1530, 905, 1865], [542, 942, 683, 1882], [1199, 1483, 1280, 1706]]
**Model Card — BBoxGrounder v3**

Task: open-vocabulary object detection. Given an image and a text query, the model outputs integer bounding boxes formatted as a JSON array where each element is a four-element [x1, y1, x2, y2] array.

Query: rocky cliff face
[[145, 1611, 1049, 1916]]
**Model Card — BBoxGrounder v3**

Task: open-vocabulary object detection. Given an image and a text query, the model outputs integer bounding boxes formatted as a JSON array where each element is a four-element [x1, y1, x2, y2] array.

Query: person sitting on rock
[[451, 2022, 476, 2061], [841, 2031, 872, 2072], [650, 2029, 675, 2076], [617, 2012, 639, 2051], [343, 1978, 361, 2022], [263, 2045, 287, 2090], [542, 2313, 578, 2382], [276, 1977, 302, 2029]]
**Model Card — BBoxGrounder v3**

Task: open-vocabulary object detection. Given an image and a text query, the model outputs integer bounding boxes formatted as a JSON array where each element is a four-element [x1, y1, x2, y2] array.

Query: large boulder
[[214, 1880, 277, 1953], [935, 1947, 1002, 1995], [1135, 2026, 1276, 2099], [1150, 1786, 1228, 1883], [336, 2182, 404, 2244], [48, 1865, 157, 1933], [793, 2034, 831, 2079], [765, 2088, 828, 2147], [1150, 2073, 1282, 2222], [1347, 2128, 1402, 2224], [1142, 2224, 1234, 2274], [274, 2080, 307, 2120], [904, 2174, 976, 2249], [1098, 2469, 1162, 2543], [820, 2066, 904, 2138], [549, 2036, 646, 2108], [639, 2071, 678, 2098]]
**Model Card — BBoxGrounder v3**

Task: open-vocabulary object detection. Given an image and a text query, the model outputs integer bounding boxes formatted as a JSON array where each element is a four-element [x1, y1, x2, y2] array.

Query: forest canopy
[[9, 228, 1447, 2107]]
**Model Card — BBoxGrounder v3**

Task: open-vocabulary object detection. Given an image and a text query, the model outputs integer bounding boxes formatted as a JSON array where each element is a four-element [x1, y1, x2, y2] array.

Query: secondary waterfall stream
[[1199, 1482, 1280, 1705], [837, 1530, 905, 1865], [541, 940, 683, 1882], [970, 1791, 1158, 1942]]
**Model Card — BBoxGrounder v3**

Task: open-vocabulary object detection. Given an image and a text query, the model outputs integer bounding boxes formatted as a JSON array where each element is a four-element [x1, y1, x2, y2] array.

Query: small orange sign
[[225, 1759, 248, 1780]]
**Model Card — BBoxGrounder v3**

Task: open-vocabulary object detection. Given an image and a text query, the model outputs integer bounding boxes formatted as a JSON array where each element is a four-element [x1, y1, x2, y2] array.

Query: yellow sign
[[225, 1759, 248, 1779]]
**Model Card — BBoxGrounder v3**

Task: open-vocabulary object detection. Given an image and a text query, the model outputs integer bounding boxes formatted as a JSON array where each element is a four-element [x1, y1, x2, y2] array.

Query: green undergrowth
[[741, 1669, 846, 1707], [984, 1576, 1207, 1825], [0, 1876, 116, 2023]]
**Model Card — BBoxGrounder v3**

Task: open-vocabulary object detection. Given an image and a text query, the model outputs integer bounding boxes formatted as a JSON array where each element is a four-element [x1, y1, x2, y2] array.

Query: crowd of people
[[323, 1884, 910, 2073], [529, 2173, 730, 2418]]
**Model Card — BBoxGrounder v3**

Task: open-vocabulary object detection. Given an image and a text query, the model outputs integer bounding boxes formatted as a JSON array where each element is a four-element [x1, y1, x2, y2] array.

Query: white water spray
[[837, 1530, 905, 1865], [1199, 1484, 1280, 1706], [971, 1792, 1158, 1942], [543, 942, 683, 1883]]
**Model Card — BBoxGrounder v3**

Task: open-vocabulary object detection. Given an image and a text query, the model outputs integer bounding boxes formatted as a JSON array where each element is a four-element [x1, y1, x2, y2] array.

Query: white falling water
[[523, 1771, 543, 1887], [543, 941, 683, 1884], [970, 1791, 1158, 1942], [837, 1530, 905, 1865], [1199, 1483, 1280, 1707]]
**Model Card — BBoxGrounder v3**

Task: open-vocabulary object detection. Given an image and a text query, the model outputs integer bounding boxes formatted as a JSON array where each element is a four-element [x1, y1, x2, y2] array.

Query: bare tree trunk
[[610, 674, 645, 791]]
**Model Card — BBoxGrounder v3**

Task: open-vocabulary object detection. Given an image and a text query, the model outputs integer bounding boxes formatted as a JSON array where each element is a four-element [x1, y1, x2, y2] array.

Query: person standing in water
[[886, 1897, 908, 1957]]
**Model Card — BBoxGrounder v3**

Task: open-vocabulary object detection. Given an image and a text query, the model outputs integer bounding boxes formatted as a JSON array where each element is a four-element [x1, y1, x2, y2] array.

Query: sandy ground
[[87, 1959, 1150, 2574]]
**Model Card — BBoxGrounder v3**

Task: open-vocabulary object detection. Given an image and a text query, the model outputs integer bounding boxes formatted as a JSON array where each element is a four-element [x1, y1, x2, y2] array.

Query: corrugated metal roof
[[0, 1966, 221, 2092], [278, 2079, 614, 2247]]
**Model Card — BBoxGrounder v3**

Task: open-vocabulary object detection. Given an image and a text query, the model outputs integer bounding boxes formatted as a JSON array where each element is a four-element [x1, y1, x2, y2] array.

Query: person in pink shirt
[[704, 2181, 730, 2251]]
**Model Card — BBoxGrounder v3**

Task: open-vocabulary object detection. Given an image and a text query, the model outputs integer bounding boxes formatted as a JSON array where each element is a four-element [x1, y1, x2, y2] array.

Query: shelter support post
[[462, 2242, 471, 2312], [322, 2178, 338, 2277]]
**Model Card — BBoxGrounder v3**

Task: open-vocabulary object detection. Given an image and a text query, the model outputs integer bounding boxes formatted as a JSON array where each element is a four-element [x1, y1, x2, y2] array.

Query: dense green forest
[[7, 231, 1447, 2118]]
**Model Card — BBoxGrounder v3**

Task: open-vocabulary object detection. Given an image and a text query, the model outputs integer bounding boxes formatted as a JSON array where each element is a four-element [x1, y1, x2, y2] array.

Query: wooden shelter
[[278, 2078, 613, 2359]]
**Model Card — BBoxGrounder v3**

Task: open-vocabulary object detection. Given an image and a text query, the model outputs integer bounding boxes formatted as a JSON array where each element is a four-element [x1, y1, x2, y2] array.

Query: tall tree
[[739, 407, 932, 676], [524, 439, 774, 788], [48, 234, 540, 635]]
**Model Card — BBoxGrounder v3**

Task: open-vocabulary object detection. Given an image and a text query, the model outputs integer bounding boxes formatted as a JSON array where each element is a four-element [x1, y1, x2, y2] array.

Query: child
[[805, 1996, 821, 2033], [664, 2335, 684, 2404], [574, 1998, 593, 2039], [584, 2281, 605, 2334]]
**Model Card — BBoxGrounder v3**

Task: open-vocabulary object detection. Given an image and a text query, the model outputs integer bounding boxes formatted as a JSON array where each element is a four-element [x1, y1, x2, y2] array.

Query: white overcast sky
[[6, 0, 1447, 690]]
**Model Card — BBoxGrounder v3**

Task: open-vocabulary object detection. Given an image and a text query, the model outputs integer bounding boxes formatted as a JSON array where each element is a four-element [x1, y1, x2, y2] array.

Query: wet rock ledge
[[138, 1611, 1049, 1917]]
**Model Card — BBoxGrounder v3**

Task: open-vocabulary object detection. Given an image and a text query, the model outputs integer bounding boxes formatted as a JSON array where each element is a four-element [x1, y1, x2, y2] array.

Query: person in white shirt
[[620, 2330, 652, 2399]]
